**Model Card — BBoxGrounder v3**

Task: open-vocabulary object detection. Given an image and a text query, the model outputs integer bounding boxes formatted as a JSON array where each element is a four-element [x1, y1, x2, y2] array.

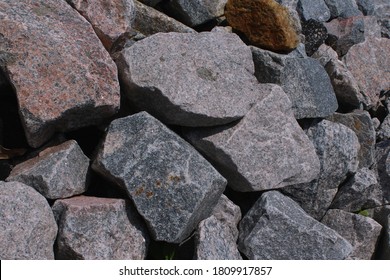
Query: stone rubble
[[0, 0, 389, 260]]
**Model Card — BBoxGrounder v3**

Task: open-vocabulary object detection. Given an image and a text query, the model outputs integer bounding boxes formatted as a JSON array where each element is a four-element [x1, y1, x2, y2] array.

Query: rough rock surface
[[166, 0, 228, 27], [343, 38, 390, 109], [133, 1, 195, 36], [194, 215, 242, 260], [52, 196, 148, 260], [66, 0, 136, 51], [301, 19, 328, 56], [331, 168, 381, 212], [92, 112, 226, 243], [116, 32, 261, 127], [297, 0, 330, 22], [324, 0, 362, 19], [6, 140, 89, 199], [185, 84, 320, 192], [372, 140, 390, 206], [0, 0, 120, 148], [373, 206, 390, 259], [282, 120, 360, 220], [225, 0, 300, 52], [238, 191, 353, 260], [251, 47, 338, 119], [328, 111, 375, 168], [0, 181, 57, 259], [322, 209, 382, 260]]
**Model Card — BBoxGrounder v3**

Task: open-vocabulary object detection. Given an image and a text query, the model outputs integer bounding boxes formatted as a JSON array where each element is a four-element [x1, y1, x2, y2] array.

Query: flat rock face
[[133, 1, 196, 36], [251, 47, 338, 119], [116, 32, 262, 127], [52, 196, 148, 260], [343, 38, 390, 109], [0, 0, 120, 148], [322, 209, 382, 260], [225, 0, 300, 52], [66, 0, 135, 51], [282, 120, 360, 220], [238, 191, 353, 260], [297, 0, 331, 22], [194, 215, 242, 260], [6, 140, 89, 199], [92, 112, 227, 243], [324, 0, 362, 19], [185, 84, 320, 192], [166, 0, 228, 26], [0, 181, 57, 259], [331, 168, 380, 212], [328, 111, 375, 168]]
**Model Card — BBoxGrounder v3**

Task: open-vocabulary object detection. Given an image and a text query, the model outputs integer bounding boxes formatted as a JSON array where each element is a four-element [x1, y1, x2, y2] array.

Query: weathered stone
[[92, 112, 226, 243], [343, 38, 390, 109], [6, 140, 89, 199], [52, 196, 148, 260], [194, 215, 242, 260], [372, 140, 390, 205], [238, 191, 353, 260], [324, 0, 362, 19], [0, 0, 120, 148], [211, 194, 241, 240], [133, 1, 196, 36], [251, 47, 338, 119], [331, 167, 380, 212], [297, 0, 331, 22], [282, 120, 360, 220], [324, 17, 366, 57], [324, 59, 367, 109], [225, 0, 300, 52], [356, 0, 375, 15], [166, 0, 227, 27], [0, 181, 57, 259], [66, 0, 135, 51], [328, 111, 375, 168], [311, 43, 339, 66], [116, 32, 261, 127], [301, 19, 328, 56], [185, 84, 320, 192], [359, 0, 390, 38], [377, 104, 390, 140], [322, 209, 382, 259]]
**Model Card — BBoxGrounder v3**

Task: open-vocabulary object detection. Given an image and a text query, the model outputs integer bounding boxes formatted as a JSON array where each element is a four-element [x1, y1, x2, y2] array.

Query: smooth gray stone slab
[[92, 112, 226, 243]]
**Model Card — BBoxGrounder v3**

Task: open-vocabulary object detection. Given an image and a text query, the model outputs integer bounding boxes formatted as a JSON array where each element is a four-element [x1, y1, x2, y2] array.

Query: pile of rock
[[0, 0, 389, 260]]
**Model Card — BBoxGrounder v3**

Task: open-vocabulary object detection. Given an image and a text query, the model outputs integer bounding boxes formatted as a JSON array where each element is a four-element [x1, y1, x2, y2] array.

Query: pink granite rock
[[343, 38, 390, 109], [52, 196, 148, 260], [66, 0, 136, 51], [0, 0, 120, 148]]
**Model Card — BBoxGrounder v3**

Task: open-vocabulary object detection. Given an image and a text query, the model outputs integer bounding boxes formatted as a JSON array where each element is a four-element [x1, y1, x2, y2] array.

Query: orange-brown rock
[[225, 0, 300, 52]]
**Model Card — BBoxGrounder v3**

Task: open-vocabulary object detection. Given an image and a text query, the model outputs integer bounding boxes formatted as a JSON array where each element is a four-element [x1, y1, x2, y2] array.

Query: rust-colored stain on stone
[[225, 0, 299, 52], [0, 0, 120, 148]]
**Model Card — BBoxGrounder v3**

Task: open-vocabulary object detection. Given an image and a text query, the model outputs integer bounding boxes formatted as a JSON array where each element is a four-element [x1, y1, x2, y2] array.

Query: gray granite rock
[[328, 111, 375, 168], [194, 215, 242, 260], [6, 140, 89, 199], [356, 0, 375, 15], [324, 17, 366, 57], [211, 194, 241, 240], [282, 120, 360, 220], [311, 43, 339, 66], [360, 0, 390, 38], [322, 209, 382, 259], [251, 47, 338, 119], [92, 112, 226, 243], [331, 168, 381, 212], [372, 140, 390, 205], [166, 0, 228, 26], [377, 115, 390, 141], [324, 0, 362, 19], [53, 196, 148, 260], [297, 0, 331, 22], [343, 38, 390, 110], [185, 84, 320, 192], [0, 181, 57, 259], [133, 1, 196, 36], [373, 206, 390, 259], [238, 191, 353, 260], [116, 32, 262, 127], [0, 0, 120, 148]]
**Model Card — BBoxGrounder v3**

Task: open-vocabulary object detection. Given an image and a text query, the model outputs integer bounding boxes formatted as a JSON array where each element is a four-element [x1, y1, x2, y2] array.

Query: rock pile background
[[0, 0, 389, 260]]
